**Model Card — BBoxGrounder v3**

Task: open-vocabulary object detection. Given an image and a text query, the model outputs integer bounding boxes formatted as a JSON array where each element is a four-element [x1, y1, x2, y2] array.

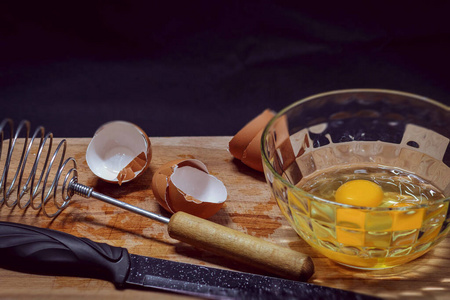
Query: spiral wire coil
[[0, 119, 79, 218]]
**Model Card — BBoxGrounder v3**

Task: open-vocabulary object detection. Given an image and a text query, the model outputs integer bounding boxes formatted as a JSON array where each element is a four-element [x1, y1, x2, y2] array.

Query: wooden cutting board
[[0, 136, 449, 299]]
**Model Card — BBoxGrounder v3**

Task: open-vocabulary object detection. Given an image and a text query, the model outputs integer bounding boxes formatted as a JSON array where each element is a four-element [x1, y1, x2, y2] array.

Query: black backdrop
[[1, 1, 449, 137]]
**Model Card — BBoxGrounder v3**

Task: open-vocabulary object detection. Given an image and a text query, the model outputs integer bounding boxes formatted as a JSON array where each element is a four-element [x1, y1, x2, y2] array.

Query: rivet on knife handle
[[168, 211, 314, 281]]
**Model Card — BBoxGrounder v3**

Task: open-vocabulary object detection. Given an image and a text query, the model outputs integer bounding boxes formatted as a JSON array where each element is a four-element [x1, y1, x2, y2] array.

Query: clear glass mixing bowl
[[261, 89, 450, 269]]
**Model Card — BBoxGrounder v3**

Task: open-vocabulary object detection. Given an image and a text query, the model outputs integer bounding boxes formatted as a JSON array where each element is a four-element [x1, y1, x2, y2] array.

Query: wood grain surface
[[0, 136, 449, 299]]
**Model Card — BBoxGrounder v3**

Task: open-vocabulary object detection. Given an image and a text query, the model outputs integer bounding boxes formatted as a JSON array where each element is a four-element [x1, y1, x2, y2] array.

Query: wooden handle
[[168, 211, 314, 281]]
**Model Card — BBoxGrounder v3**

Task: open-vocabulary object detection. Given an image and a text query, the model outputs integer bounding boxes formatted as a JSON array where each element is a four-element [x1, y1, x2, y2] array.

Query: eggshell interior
[[86, 121, 151, 183], [170, 166, 227, 204], [167, 166, 227, 218], [117, 151, 147, 185]]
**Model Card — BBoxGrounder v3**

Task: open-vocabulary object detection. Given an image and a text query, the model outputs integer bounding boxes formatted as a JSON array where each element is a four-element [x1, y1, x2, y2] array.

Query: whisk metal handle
[[68, 181, 170, 224], [0, 221, 130, 285]]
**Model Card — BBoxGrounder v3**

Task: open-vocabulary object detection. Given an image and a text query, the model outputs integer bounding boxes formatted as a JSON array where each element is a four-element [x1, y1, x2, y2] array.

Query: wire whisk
[[0, 119, 169, 223]]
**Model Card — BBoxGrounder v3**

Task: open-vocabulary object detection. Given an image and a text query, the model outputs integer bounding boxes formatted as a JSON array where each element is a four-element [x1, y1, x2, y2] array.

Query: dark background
[[1, 1, 449, 138]]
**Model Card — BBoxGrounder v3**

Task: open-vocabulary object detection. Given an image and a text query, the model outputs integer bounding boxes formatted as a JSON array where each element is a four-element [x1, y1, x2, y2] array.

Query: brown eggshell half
[[229, 109, 275, 160], [152, 159, 209, 212], [167, 166, 227, 219], [241, 116, 294, 173], [151, 159, 226, 218], [86, 121, 152, 185], [241, 128, 265, 172], [152, 159, 195, 213]]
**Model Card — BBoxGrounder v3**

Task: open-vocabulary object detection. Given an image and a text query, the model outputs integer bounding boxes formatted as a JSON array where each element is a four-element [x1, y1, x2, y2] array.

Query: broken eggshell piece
[[152, 159, 227, 219], [229, 109, 276, 172], [86, 121, 152, 185]]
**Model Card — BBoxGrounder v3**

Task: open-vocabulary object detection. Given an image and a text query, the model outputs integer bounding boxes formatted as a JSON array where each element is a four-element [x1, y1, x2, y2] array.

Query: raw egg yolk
[[335, 180, 383, 207]]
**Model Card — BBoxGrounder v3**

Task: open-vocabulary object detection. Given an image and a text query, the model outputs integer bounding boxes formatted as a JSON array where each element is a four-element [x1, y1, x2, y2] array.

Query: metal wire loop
[[0, 119, 77, 217]]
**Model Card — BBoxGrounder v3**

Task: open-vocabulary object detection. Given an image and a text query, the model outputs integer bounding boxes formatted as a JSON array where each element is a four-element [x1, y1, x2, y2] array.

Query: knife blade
[[0, 221, 379, 300]]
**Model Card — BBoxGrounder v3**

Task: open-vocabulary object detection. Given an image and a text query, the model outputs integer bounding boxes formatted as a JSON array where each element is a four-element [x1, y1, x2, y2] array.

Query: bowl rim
[[260, 88, 450, 211]]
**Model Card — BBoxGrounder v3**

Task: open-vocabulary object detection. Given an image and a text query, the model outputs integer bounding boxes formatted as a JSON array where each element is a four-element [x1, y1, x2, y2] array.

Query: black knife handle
[[0, 221, 130, 285]]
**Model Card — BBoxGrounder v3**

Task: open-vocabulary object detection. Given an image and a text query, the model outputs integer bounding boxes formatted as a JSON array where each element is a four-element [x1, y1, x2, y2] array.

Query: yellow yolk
[[335, 179, 383, 207]]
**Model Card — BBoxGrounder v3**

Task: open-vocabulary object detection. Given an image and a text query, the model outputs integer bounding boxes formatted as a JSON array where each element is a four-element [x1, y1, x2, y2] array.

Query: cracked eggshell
[[240, 129, 265, 172], [86, 121, 152, 185], [151, 159, 207, 212], [229, 109, 275, 172], [151, 159, 227, 219]]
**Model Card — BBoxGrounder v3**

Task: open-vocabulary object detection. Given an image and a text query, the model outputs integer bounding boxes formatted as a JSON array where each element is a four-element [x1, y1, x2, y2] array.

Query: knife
[[0, 221, 379, 300]]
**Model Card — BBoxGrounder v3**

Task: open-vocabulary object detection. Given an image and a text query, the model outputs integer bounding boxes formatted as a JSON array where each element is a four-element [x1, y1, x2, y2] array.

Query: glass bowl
[[261, 89, 450, 269]]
